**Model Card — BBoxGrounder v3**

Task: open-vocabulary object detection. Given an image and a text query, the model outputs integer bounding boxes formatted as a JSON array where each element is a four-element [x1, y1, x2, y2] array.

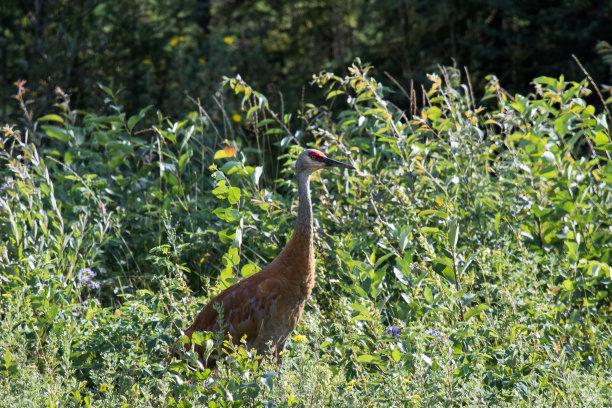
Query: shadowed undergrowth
[[1, 63, 610, 407]]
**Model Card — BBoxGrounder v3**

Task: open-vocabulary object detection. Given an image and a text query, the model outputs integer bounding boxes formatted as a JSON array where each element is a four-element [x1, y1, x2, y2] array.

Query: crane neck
[[294, 170, 313, 238], [271, 167, 316, 294]]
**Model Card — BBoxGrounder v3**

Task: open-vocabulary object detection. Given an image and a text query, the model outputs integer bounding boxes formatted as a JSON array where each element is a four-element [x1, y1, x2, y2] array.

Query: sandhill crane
[[182, 148, 355, 366]]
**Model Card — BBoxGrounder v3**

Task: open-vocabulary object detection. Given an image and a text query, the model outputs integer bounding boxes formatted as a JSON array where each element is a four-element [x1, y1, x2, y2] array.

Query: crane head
[[297, 148, 355, 174]]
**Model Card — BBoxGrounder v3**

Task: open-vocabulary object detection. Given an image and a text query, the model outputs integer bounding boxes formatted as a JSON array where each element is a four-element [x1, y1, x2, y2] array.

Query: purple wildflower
[[386, 325, 402, 337], [78, 268, 100, 290], [426, 329, 442, 346]]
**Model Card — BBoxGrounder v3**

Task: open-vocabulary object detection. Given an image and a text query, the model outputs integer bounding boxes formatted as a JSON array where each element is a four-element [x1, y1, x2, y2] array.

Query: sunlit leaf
[[214, 146, 237, 159]]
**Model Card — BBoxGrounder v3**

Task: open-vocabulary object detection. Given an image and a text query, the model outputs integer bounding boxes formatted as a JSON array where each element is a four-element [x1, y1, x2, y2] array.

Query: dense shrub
[[1, 63, 610, 406]]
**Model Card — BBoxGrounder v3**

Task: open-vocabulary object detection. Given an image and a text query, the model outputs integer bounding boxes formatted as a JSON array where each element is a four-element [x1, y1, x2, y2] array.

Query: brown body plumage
[[182, 149, 354, 365]]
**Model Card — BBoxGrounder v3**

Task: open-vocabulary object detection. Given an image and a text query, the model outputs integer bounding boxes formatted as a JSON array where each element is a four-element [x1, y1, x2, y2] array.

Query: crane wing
[[184, 272, 287, 350]]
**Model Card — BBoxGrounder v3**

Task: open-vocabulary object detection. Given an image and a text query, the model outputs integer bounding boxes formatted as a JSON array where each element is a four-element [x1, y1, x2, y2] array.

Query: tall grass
[[1, 64, 610, 406]]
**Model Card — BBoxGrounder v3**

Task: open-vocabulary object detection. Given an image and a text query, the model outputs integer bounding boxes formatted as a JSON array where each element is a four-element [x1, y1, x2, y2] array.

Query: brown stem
[[572, 54, 612, 157]]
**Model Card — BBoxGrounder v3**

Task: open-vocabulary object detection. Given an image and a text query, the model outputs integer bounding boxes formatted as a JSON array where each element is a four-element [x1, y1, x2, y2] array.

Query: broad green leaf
[[260, 372, 278, 391], [191, 331, 205, 346], [241, 264, 260, 278], [592, 131, 608, 146], [357, 354, 377, 364], [350, 301, 370, 315], [533, 76, 557, 87], [227, 186, 241, 204], [391, 348, 402, 363], [464, 304, 489, 321], [424, 286, 434, 304], [219, 266, 234, 290]]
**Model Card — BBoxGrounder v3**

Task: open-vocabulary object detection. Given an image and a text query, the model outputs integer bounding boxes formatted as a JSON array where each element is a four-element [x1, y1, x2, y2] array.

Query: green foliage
[[1, 63, 611, 406]]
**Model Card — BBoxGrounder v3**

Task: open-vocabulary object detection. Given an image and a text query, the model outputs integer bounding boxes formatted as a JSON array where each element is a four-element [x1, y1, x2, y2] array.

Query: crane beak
[[323, 157, 355, 170]]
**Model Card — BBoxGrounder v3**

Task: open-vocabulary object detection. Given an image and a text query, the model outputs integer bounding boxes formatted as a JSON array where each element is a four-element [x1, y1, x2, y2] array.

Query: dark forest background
[[2, 0, 611, 123]]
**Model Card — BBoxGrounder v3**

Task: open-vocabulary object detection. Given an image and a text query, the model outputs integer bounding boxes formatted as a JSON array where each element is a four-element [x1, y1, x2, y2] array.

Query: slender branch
[[572, 54, 612, 139], [450, 245, 464, 321]]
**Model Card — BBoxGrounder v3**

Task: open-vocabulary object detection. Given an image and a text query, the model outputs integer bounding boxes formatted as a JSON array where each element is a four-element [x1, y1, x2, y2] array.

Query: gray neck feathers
[[295, 170, 313, 237]]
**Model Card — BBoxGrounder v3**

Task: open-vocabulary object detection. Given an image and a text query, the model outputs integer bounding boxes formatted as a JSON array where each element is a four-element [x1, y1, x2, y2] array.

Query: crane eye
[[308, 150, 326, 162]]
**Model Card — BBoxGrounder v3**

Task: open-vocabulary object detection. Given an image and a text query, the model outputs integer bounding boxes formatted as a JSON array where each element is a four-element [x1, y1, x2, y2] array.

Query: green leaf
[[191, 331, 205, 346], [246, 105, 259, 119], [38, 114, 64, 123], [464, 304, 489, 321], [399, 226, 411, 251], [127, 115, 140, 132], [554, 112, 573, 136], [448, 219, 459, 248], [357, 354, 377, 364], [219, 266, 234, 289], [424, 286, 434, 304], [42, 125, 71, 142], [212, 181, 229, 199], [392, 267, 409, 286], [241, 264, 260, 278], [460, 249, 481, 276], [427, 106, 442, 121], [256, 118, 275, 128], [350, 301, 372, 321], [265, 128, 285, 135], [176, 151, 190, 171], [260, 372, 278, 391], [533, 76, 557, 87], [350, 285, 368, 298], [592, 131, 609, 146], [227, 186, 241, 204], [390, 348, 402, 363], [326, 89, 345, 100], [218, 229, 234, 245], [433, 263, 456, 285], [214, 146, 236, 159], [233, 227, 242, 248], [461, 293, 476, 307], [251, 166, 263, 185]]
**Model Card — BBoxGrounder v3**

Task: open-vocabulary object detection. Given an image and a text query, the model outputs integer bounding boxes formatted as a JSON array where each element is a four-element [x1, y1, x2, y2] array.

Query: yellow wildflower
[[143, 59, 151, 65], [170, 38, 178, 47], [199, 58, 206, 65], [292, 334, 307, 342], [232, 113, 242, 123], [224, 36, 234, 45]]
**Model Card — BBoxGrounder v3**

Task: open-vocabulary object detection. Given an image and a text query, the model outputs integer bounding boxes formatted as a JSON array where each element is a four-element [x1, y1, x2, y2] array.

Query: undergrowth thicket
[[1, 62, 610, 407]]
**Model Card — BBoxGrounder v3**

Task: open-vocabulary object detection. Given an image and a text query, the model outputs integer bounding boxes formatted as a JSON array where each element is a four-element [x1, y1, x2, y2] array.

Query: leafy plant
[[1, 62, 610, 406]]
